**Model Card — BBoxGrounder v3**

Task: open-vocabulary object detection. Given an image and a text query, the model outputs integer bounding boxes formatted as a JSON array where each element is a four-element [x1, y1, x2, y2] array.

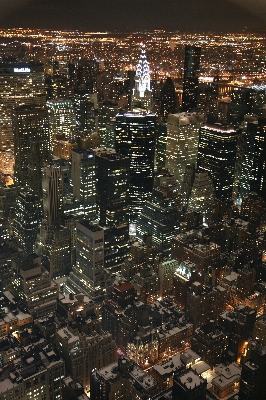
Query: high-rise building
[[0, 62, 46, 176], [197, 124, 239, 203], [235, 117, 266, 202], [13, 191, 42, 254], [160, 77, 176, 118], [182, 46, 201, 112], [165, 112, 204, 189], [132, 45, 152, 111], [228, 86, 265, 127], [115, 113, 156, 221], [12, 105, 51, 192], [136, 186, 180, 253], [187, 171, 215, 224], [46, 99, 76, 145], [95, 148, 130, 270], [73, 89, 97, 132], [42, 164, 63, 226], [67, 220, 112, 303], [71, 148, 97, 220]]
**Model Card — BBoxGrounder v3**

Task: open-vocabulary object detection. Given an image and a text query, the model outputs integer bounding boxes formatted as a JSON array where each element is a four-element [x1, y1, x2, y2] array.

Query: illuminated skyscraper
[[95, 148, 130, 270], [115, 113, 156, 221], [165, 112, 204, 188], [46, 99, 76, 145], [67, 220, 112, 303], [13, 191, 42, 254], [71, 148, 97, 220], [235, 117, 266, 202], [133, 45, 152, 111], [182, 46, 201, 112], [228, 86, 265, 127], [12, 105, 51, 193], [197, 124, 239, 203], [0, 62, 46, 175]]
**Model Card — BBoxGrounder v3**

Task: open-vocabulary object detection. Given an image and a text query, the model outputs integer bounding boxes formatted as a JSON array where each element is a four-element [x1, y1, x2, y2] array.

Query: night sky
[[0, 0, 265, 32]]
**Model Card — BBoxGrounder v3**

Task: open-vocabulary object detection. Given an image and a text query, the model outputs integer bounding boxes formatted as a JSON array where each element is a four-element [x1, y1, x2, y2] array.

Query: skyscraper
[[42, 164, 63, 226], [132, 45, 152, 111], [71, 148, 97, 220], [238, 117, 266, 202], [0, 62, 46, 175], [197, 124, 239, 203], [46, 99, 76, 145], [160, 77, 176, 118], [182, 46, 201, 112], [165, 112, 204, 189], [13, 191, 42, 254], [115, 113, 156, 221], [95, 148, 130, 270], [12, 105, 51, 192]]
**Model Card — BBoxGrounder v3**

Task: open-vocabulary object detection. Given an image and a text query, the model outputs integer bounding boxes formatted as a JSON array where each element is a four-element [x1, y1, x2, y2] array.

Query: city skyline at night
[[0, 9, 266, 399]]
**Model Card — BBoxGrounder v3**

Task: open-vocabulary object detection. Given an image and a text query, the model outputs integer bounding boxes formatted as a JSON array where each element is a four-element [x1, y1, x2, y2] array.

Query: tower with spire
[[132, 45, 152, 111]]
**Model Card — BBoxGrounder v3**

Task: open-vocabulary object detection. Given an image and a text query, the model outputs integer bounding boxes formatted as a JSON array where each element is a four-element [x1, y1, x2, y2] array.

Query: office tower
[[187, 171, 215, 224], [95, 148, 130, 270], [133, 45, 152, 111], [173, 260, 200, 310], [182, 45, 201, 112], [77, 58, 99, 92], [172, 368, 207, 400], [46, 99, 76, 144], [11, 253, 59, 318], [136, 185, 180, 253], [97, 102, 119, 148], [131, 264, 159, 304], [228, 86, 265, 127], [71, 148, 97, 220], [36, 223, 71, 279], [42, 164, 63, 226], [197, 124, 239, 203], [0, 62, 46, 176], [235, 117, 266, 202], [165, 112, 204, 188], [67, 220, 112, 303], [12, 105, 51, 192], [160, 77, 176, 118], [13, 191, 42, 254], [125, 69, 135, 110], [74, 89, 97, 132], [155, 121, 167, 171], [115, 113, 156, 221]]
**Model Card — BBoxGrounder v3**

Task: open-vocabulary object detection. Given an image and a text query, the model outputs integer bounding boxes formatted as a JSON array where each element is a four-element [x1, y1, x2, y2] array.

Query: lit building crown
[[135, 45, 151, 98]]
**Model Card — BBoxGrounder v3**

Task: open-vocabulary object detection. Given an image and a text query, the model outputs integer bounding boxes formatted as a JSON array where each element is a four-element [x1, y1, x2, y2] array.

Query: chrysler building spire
[[134, 44, 151, 98]]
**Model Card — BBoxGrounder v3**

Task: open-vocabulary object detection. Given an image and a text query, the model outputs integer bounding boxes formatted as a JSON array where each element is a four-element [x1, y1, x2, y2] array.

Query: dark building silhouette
[[182, 46, 201, 112], [160, 77, 176, 117]]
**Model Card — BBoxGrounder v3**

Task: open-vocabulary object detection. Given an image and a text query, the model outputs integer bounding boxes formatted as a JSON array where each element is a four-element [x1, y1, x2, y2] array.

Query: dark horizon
[[0, 0, 265, 34]]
